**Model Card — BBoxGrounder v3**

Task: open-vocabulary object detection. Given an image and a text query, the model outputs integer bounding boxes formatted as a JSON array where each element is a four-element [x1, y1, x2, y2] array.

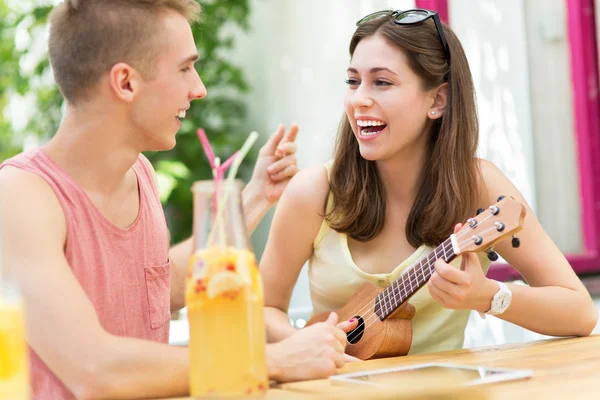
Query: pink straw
[[196, 128, 239, 219], [220, 151, 239, 171], [196, 128, 216, 169]]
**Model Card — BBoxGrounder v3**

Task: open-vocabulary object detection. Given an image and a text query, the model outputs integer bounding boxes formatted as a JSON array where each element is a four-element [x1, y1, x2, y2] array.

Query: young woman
[[260, 9, 597, 355]]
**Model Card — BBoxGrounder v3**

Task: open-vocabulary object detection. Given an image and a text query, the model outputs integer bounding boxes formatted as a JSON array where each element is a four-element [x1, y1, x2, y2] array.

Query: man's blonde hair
[[48, 0, 202, 104]]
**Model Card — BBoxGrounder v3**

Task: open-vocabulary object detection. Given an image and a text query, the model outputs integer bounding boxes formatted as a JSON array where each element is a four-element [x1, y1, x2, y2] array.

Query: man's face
[[130, 10, 206, 151]]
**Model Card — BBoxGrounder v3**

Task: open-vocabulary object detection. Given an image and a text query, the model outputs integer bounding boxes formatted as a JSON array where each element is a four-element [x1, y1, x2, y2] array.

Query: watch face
[[494, 294, 510, 312]]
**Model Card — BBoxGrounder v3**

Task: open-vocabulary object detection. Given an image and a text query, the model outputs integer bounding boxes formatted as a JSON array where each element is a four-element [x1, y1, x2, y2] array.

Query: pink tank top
[[0, 149, 171, 399]]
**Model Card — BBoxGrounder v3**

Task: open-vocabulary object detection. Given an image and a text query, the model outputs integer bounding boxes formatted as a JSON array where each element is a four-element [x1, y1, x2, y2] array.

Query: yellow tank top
[[308, 161, 491, 355]]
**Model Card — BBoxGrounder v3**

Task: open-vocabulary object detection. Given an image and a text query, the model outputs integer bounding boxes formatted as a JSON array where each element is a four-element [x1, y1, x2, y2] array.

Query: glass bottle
[[0, 230, 30, 399], [185, 180, 268, 397]]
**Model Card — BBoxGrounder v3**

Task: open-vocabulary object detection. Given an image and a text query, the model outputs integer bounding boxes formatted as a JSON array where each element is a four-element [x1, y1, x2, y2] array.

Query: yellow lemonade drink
[[186, 246, 268, 397], [0, 301, 29, 400]]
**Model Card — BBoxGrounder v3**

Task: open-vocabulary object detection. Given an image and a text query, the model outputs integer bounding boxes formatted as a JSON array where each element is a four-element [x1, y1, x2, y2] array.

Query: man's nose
[[191, 70, 207, 100]]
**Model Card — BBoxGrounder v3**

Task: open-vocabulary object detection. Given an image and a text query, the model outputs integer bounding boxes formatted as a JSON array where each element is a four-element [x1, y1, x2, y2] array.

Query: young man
[[0, 1, 357, 399]]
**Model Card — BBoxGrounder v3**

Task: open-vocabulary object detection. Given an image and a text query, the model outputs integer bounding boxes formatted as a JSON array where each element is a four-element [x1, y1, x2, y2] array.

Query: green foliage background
[[0, 0, 256, 244]]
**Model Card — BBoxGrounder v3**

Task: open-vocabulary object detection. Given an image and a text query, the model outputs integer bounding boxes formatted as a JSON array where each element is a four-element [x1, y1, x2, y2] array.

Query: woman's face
[[344, 34, 436, 162]]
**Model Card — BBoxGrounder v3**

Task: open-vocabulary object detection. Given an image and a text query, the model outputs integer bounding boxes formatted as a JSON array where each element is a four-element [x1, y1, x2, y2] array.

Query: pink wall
[[415, 0, 449, 23]]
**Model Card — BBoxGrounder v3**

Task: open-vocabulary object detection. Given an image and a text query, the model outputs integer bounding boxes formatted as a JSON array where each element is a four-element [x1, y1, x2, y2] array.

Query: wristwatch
[[485, 281, 512, 316]]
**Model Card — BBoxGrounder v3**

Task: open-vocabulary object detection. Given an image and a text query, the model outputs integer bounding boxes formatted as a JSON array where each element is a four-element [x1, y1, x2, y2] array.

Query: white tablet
[[330, 363, 533, 388]]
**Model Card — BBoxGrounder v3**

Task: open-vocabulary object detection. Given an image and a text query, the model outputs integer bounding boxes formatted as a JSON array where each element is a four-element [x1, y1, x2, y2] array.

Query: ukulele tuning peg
[[511, 235, 521, 248], [497, 195, 506, 202], [487, 251, 499, 262], [476, 208, 485, 215]]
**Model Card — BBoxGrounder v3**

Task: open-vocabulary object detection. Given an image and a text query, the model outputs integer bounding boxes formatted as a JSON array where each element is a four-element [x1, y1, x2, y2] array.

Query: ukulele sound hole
[[346, 316, 365, 344]]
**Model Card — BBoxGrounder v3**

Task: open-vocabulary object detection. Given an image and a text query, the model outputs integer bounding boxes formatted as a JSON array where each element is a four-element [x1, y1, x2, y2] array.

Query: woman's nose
[[350, 85, 374, 109]]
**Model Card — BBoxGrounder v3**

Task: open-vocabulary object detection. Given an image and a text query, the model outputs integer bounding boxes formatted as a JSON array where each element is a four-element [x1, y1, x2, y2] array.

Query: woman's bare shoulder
[[280, 163, 330, 214]]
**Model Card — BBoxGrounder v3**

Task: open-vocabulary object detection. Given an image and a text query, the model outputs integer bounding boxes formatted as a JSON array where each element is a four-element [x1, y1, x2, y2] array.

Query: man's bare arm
[[0, 167, 189, 400], [0, 167, 359, 397]]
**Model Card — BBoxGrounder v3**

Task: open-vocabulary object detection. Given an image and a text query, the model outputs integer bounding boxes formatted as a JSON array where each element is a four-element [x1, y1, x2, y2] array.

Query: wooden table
[[163, 335, 600, 399]]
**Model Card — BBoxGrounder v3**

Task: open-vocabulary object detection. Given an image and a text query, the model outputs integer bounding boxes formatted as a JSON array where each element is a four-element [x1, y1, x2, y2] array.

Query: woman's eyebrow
[[347, 67, 398, 76]]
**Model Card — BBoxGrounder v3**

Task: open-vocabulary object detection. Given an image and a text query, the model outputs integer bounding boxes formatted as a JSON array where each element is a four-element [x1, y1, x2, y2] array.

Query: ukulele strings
[[345, 238, 453, 345], [346, 240, 455, 344], [340, 224, 480, 338], [347, 222, 500, 344], [346, 215, 499, 344]]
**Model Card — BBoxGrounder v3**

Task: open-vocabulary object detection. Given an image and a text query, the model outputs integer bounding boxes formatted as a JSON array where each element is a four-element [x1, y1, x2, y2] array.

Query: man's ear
[[108, 62, 140, 103], [428, 82, 448, 120]]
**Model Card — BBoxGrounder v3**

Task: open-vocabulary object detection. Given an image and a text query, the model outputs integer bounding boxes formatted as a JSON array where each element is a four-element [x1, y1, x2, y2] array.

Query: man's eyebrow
[[180, 54, 199, 65], [347, 67, 398, 76]]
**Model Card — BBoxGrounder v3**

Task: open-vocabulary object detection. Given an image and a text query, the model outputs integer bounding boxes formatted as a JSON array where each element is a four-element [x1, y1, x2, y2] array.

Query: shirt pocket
[[144, 261, 172, 329]]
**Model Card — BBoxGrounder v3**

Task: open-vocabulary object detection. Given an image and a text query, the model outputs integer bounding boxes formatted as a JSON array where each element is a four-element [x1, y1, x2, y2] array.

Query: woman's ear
[[428, 83, 448, 120]]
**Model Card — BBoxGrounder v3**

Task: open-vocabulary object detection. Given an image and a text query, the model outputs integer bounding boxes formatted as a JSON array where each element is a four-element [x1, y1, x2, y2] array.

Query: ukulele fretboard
[[374, 237, 457, 320]]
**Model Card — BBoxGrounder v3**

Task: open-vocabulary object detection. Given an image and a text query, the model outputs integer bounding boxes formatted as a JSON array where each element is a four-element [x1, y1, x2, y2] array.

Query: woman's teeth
[[176, 110, 186, 119], [357, 120, 386, 127], [357, 120, 387, 136]]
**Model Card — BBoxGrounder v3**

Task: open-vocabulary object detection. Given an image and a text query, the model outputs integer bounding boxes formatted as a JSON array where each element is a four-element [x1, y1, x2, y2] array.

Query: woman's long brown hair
[[326, 15, 480, 247]]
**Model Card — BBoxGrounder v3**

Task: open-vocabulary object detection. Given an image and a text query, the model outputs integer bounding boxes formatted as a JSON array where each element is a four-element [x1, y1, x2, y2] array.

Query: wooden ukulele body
[[306, 282, 416, 360]]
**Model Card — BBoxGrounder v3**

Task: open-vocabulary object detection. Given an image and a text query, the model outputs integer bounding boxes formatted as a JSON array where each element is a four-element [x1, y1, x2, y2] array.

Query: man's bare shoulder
[[0, 165, 60, 201], [0, 165, 66, 242]]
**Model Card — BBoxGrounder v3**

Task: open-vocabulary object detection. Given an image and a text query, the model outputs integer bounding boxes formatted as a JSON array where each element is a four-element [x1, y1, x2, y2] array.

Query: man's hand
[[242, 124, 299, 234], [266, 312, 359, 382], [250, 123, 299, 205]]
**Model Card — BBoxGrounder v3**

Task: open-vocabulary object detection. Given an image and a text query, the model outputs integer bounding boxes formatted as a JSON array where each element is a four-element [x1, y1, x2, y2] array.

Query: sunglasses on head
[[357, 9, 450, 61]]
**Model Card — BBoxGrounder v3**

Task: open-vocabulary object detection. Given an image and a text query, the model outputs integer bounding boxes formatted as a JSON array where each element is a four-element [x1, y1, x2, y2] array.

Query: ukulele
[[305, 195, 526, 360]]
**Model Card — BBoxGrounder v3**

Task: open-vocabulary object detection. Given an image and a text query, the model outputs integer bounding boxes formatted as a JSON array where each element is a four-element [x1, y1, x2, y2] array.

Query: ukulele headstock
[[454, 196, 526, 255]]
